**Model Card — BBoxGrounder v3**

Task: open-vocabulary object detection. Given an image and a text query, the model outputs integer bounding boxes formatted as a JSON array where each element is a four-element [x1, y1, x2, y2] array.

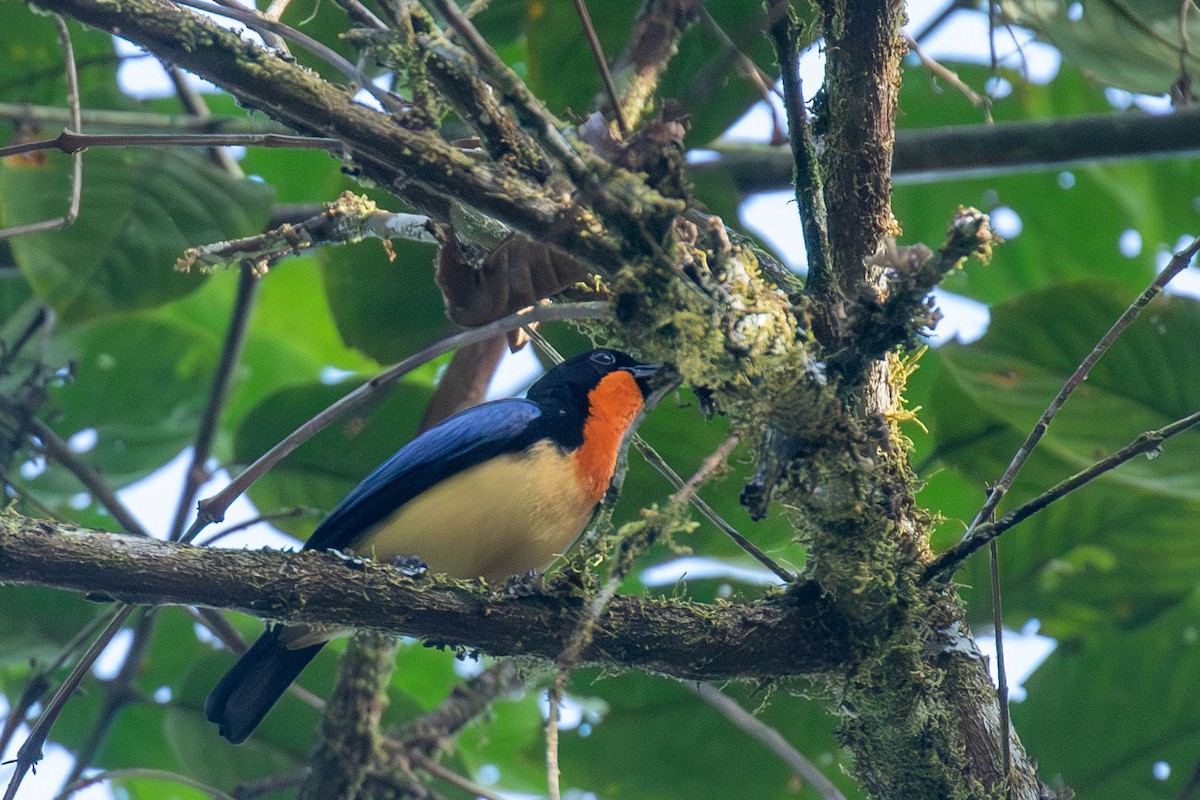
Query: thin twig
[[927, 407, 1200, 579], [3, 605, 134, 800], [412, 752, 506, 800], [633, 439, 793, 582], [184, 302, 610, 541], [989, 532, 1011, 785], [0, 15, 82, 241], [546, 676, 563, 800], [0, 613, 107, 761], [0, 103, 290, 133], [169, 266, 259, 541], [62, 609, 157, 786], [571, 0, 627, 136], [166, 64, 245, 176], [26, 418, 149, 537], [194, 508, 311, 548], [697, 4, 785, 143], [767, 6, 830, 295], [942, 236, 1200, 579], [425, 0, 589, 181], [911, 0, 970, 43], [903, 31, 984, 107], [55, 767, 237, 800], [0, 129, 340, 159], [684, 682, 846, 800], [169, 0, 408, 114]]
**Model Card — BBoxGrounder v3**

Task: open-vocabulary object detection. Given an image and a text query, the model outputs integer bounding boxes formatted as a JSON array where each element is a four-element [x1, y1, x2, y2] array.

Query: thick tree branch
[[24, 0, 640, 275], [696, 108, 1200, 193], [0, 516, 854, 681]]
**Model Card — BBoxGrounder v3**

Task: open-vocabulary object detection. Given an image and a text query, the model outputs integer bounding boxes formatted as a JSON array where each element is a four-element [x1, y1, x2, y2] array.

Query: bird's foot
[[391, 554, 429, 577], [503, 569, 543, 597]]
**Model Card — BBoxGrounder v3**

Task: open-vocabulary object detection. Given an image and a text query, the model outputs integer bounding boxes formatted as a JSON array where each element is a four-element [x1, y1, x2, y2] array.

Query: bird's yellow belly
[[349, 440, 597, 582]]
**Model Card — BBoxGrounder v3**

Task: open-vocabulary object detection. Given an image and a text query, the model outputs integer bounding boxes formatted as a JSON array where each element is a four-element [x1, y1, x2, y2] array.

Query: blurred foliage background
[[1, 1, 1200, 798]]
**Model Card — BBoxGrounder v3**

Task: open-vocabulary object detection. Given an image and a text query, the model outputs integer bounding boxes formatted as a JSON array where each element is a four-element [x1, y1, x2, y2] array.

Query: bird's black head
[[525, 349, 661, 448], [527, 349, 660, 407]]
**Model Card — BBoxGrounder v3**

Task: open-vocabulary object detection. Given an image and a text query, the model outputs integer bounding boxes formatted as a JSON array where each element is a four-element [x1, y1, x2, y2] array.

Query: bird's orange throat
[[573, 371, 645, 503]]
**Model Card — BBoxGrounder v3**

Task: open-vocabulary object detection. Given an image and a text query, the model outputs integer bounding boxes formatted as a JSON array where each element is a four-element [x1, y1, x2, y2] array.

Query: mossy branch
[[0, 514, 854, 681]]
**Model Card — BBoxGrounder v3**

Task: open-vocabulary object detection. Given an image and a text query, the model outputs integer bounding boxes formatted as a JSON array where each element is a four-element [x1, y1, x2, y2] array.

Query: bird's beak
[[623, 362, 669, 400]]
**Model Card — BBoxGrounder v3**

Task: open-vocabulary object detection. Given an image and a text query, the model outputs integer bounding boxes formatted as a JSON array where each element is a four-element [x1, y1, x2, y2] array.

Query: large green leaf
[[512, 0, 808, 144], [0, 586, 100, 668], [551, 672, 859, 800], [1002, 0, 1200, 95], [927, 282, 1200, 633], [1014, 590, 1200, 799], [24, 312, 219, 501], [320, 239, 451, 365], [0, 148, 272, 320]]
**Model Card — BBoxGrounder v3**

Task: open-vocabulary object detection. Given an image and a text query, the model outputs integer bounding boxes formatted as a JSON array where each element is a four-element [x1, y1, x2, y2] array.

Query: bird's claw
[[391, 554, 428, 577], [503, 569, 543, 597]]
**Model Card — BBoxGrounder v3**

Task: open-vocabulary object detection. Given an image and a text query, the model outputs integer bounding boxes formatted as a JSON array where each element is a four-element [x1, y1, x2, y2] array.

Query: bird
[[205, 348, 662, 744]]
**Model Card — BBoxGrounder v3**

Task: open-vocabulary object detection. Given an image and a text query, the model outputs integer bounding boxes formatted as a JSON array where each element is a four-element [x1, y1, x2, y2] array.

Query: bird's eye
[[590, 351, 617, 367]]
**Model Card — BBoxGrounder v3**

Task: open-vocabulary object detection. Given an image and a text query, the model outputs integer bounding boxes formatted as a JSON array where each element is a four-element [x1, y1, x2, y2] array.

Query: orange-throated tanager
[[205, 348, 661, 743]]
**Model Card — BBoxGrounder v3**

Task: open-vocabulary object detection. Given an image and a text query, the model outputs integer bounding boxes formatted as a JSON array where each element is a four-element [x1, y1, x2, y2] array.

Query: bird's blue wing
[[303, 399, 544, 553]]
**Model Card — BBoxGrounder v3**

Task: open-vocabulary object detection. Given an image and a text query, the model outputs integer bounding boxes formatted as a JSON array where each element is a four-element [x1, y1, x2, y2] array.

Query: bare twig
[[169, 266, 259, 541], [633, 439, 793, 582], [0, 612, 106, 761], [927, 408, 1200, 580], [698, 4, 785, 143], [989, 535, 1011, 784], [0, 102, 290, 132], [25, 418, 149, 537], [184, 302, 610, 540], [939, 237, 1200, 580], [0, 15, 82, 241], [411, 753, 506, 800], [571, 0, 628, 136], [0, 129, 340, 158], [193, 508, 310, 548], [169, 0, 408, 113], [166, 63, 245, 176], [62, 609, 157, 786], [767, 5, 830, 295], [55, 767, 237, 800], [684, 681, 847, 800], [903, 30, 984, 107], [3, 605, 134, 800]]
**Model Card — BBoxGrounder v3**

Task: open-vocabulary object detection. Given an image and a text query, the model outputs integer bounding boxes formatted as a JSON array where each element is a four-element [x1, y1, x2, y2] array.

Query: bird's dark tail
[[205, 626, 324, 744]]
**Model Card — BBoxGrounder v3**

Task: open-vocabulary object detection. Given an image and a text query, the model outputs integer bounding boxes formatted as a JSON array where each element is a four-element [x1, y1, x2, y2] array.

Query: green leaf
[[893, 65, 1200, 305], [1002, 0, 1200, 95], [0, 148, 272, 320], [927, 282, 1200, 632], [518, 0, 807, 144], [551, 672, 860, 800], [1014, 590, 1200, 798], [320, 239, 452, 365], [0, 586, 100, 667], [26, 312, 219, 499]]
